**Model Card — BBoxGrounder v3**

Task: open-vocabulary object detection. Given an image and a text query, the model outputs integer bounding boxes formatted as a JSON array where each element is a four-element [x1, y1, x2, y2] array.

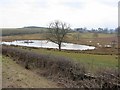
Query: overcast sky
[[0, 0, 119, 29]]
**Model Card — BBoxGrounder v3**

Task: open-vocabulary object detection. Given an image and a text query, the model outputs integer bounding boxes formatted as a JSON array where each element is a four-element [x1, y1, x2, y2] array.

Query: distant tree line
[[74, 27, 118, 34]]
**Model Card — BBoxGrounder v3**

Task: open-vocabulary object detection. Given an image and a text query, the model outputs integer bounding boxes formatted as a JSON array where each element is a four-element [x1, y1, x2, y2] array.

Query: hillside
[[1, 27, 48, 36]]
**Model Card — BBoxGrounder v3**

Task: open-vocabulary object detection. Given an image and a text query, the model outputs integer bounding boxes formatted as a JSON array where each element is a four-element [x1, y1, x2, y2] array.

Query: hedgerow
[[2, 45, 120, 88]]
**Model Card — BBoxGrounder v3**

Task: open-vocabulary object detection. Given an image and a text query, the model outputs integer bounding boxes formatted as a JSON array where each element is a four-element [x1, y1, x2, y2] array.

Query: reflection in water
[[2, 40, 95, 50]]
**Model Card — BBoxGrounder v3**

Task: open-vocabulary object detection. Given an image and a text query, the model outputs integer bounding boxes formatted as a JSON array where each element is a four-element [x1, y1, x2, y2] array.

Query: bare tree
[[46, 20, 71, 51]]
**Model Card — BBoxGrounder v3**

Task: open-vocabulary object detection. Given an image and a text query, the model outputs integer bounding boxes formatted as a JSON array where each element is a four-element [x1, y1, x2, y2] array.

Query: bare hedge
[[2, 46, 120, 88]]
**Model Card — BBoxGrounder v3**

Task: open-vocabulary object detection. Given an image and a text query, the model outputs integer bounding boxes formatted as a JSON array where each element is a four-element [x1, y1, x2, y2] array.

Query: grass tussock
[[2, 45, 120, 88]]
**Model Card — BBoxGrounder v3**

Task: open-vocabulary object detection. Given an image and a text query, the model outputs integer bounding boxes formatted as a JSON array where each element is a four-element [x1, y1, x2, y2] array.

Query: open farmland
[[1, 0, 119, 88], [1, 28, 119, 89], [1, 28, 118, 69], [7, 45, 118, 70], [67, 32, 117, 47], [2, 29, 117, 47]]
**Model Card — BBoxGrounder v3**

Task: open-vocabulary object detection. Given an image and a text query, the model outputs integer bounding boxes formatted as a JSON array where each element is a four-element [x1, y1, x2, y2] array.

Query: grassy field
[[32, 48, 118, 67], [12, 46, 118, 72], [2, 33, 46, 41], [68, 32, 117, 48], [2, 32, 117, 48], [70, 32, 116, 38]]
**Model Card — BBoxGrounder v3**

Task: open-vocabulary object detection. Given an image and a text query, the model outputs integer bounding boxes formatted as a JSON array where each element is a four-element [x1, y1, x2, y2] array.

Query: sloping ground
[[2, 55, 59, 88]]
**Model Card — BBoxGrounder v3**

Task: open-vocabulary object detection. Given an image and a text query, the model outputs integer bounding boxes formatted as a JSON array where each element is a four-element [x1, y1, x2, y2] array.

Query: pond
[[2, 40, 95, 50]]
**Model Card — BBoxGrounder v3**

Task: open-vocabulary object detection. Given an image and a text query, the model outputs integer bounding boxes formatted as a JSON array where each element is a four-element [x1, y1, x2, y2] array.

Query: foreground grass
[[2, 55, 59, 88]]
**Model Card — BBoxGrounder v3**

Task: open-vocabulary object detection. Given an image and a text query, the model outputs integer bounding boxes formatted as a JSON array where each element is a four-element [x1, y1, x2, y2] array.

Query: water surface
[[2, 40, 95, 50]]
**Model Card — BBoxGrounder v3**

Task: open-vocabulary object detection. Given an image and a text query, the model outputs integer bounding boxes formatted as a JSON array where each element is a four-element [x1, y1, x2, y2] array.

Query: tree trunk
[[58, 43, 61, 51]]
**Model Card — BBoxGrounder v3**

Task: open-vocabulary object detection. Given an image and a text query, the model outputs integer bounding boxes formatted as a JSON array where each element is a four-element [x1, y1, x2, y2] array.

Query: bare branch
[[47, 20, 71, 51]]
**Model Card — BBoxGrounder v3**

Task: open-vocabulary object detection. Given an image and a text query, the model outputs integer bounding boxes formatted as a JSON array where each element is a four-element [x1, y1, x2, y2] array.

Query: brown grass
[[2, 55, 59, 88]]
